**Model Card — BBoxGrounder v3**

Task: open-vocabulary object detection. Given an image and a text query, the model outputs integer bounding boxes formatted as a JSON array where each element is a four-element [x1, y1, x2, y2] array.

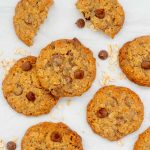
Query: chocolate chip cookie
[[36, 38, 96, 97], [119, 36, 150, 87], [87, 85, 144, 141], [13, 0, 53, 46], [2, 56, 58, 116], [134, 127, 150, 150], [21, 122, 83, 150], [76, 0, 125, 38]]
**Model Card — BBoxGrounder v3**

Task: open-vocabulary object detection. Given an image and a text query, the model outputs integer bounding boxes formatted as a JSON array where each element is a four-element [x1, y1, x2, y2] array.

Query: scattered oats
[[15, 49, 31, 56], [0, 139, 4, 150], [117, 140, 124, 147], [66, 100, 72, 106]]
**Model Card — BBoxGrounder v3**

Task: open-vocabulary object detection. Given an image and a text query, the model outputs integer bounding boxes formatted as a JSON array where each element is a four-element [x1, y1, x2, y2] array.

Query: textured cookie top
[[13, 0, 53, 46], [2, 56, 58, 116], [21, 122, 83, 150], [119, 36, 150, 87], [87, 85, 144, 141], [134, 127, 150, 150], [36, 38, 96, 97], [76, 0, 125, 38]]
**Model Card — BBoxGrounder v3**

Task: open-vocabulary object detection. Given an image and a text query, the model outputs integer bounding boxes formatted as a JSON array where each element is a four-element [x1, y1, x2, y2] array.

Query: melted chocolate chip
[[26, 92, 35, 101], [141, 60, 150, 69], [7, 141, 16, 150], [51, 132, 62, 142], [21, 61, 32, 71], [74, 69, 84, 79], [97, 108, 108, 118], [95, 9, 105, 19]]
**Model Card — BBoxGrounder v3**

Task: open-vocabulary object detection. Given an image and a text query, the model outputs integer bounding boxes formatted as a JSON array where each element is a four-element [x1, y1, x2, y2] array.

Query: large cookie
[[134, 127, 150, 150], [119, 36, 150, 86], [76, 0, 125, 38], [13, 0, 53, 46], [36, 38, 96, 97], [87, 85, 144, 141], [2, 56, 58, 116], [21, 122, 83, 150]]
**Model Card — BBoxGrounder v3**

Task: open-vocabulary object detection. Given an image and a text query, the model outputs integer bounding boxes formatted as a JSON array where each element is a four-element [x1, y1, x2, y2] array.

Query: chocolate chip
[[7, 141, 16, 150], [98, 50, 108, 60], [52, 54, 64, 66], [51, 132, 62, 142], [21, 61, 32, 71], [14, 84, 23, 96], [97, 108, 108, 118], [75, 18, 85, 28], [95, 9, 105, 19], [74, 69, 84, 79], [26, 92, 35, 101], [141, 61, 150, 69]]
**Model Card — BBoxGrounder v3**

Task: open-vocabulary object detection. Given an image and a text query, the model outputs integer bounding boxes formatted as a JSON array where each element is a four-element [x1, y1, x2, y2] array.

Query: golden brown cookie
[[36, 38, 96, 97], [76, 0, 125, 38], [87, 85, 144, 141], [134, 127, 150, 150], [13, 0, 53, 46], [2, 56, 58, 116], [119, 36, 150, 87], [21, 122, 83, 150]]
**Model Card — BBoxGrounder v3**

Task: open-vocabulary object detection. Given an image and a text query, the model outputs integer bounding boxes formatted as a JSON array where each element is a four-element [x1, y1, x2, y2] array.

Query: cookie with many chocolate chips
[[13, 0, 53, 46], [2, 56, 58, 116], [87, 85, 144, 141], [36, 38, 96, 97], [119, 36, 150, 86], [76, 0, 125, 38], [21, 122, 83, 150]]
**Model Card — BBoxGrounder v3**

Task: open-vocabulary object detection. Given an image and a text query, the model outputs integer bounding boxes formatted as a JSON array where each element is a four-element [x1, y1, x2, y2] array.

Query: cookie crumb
[[14, 49, 31, 56], [0, 139, 4, 150]]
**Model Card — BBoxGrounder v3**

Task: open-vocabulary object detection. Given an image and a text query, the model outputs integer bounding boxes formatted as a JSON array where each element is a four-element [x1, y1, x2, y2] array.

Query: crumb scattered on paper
[[117, 140, 124, 147], [66, 100, 72, 106], [14, 49, 31, 56], [0, 139, 4, 150], [56, 104, 63, 110]]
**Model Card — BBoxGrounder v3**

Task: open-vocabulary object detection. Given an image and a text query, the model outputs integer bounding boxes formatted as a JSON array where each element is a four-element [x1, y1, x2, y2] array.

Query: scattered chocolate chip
[[98, 50, 108, 60], [51, 132, 62, 142], [26, 92, 35, 101], [7, 141, 16, 150], [74, 69, 84, 79], [52, 54, 64, 66], [21, 61, 32, 71], [75, 18, 85, 28], [141, 60, 150, 69], [97, 108, 108, 118], [14, 84, 23, 96], [95, 9, 105, 19]]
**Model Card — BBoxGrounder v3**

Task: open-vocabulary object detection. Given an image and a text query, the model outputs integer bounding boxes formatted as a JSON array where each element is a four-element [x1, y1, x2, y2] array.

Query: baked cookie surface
[[87, 85, 144, 141], [21, 122, 83, 150], [76, 0, 125, 38], [2, 56, 58, 116], [119, 36, 150, 86], [36, 38, 96, 97], [13, 0, 53, 46], [134, 127, 150, 150]]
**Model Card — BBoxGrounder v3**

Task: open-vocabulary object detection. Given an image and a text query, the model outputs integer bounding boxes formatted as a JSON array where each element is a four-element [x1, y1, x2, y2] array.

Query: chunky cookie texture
[[119, 36, 150, 87], [2, 56, 58, 116], [13, 0, 53, 46], [76, 0, 125, 38], [134, 127, 150, 150], [36, 38, 96, 97], [87, 85, 144, 141], [21, 122, 83, 150]]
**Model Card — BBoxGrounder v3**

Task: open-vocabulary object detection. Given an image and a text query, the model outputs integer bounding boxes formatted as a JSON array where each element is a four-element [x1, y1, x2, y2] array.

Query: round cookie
[[21, 122, 83, 150], [87, 85, 144, 141], [36, 38, 96, 97], [119, 36, 150, 86], [2, 56, 58, 116], [13, 0, 53, 46], [76, 0, 125, 38], [134, 127, 150, 150]]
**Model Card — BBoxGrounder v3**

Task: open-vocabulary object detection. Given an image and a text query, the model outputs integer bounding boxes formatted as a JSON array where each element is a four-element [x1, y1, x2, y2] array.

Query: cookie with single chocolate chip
[[2, 56, 58, 116], [13, 0, 53, 46], [76, 0, 125, 38], [21, 122, 83, 150], [36, 38, 96, 97], [119, 36, 150, 86], [134, 127, 150, 150], [87, 85, 144, 141]]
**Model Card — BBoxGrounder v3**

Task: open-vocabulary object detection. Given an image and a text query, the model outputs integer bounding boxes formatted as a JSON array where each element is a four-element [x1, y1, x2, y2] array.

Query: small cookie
[[87, 85, 144, 141], [134, 127, 150, 150], [119, 36, 150, 87], [76, 0, 125, 38], [21, 122, 83, 150], [36, 38, 96, 97], [2, 56, 58, 116], [13, 0, 53, 46]]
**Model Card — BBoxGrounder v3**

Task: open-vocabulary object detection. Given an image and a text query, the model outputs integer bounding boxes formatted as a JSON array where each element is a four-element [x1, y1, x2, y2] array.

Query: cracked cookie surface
[[87, 85, 144, 141], [13, 0, 53, 46], [21, 122, 83, 150], [119, 36, 150, 87], [36, 38, 96, 97], [2, 56, 58, 116], [76, 0, 125, 38]]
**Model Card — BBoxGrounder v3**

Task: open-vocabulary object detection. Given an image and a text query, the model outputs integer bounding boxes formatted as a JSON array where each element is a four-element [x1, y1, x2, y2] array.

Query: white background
[[0, 0, 150, 150]]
